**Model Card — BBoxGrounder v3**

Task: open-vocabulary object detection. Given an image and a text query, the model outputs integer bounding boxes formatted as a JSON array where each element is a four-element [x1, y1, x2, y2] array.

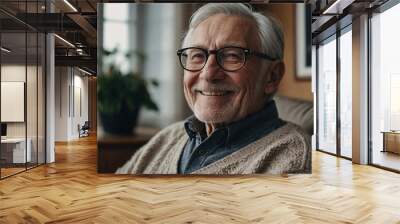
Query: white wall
[[1, 65, 34, 137], [1, 63, 46, 163], [72, 72, 89, 138], [1, 65, 26, 142], [55, 67, 89, 141], [55, 67, 69, 141]]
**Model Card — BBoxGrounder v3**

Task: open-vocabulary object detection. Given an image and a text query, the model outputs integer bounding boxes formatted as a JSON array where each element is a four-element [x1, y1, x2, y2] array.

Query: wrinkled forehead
[[185, 14, 260, 49]]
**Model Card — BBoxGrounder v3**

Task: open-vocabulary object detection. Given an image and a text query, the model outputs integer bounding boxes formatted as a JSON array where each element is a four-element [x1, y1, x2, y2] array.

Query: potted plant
[[98, 48, 158, 135]]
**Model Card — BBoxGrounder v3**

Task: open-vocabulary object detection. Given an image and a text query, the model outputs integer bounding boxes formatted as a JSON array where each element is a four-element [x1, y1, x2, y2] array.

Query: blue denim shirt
[[178, 100, 285, 174]]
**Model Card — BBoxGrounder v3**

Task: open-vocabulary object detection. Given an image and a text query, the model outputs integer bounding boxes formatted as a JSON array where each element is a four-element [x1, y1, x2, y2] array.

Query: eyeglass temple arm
[[249, 51, 277, 61]]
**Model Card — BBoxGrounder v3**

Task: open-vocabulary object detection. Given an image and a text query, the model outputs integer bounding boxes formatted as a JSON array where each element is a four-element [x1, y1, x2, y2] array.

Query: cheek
[[232, 72, 259, 98], [231, 69, 267, 110], [183, 74, 197, 104], [246, 66, 269, 95]]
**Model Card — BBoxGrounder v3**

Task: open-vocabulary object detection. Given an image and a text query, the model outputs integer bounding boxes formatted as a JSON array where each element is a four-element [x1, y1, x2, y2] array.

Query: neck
[[205, 122, 224, 136]]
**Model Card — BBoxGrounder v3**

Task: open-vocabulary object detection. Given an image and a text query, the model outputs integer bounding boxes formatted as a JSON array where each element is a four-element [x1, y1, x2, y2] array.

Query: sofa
[[274, 95, 314, 136]]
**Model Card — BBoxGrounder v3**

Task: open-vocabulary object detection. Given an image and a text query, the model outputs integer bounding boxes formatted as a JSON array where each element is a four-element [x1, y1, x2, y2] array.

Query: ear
[[264, 61, 285, 95]]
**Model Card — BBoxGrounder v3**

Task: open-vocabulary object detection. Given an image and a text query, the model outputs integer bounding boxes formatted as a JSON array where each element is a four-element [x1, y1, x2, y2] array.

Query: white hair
[[182, 3, 284, 60]]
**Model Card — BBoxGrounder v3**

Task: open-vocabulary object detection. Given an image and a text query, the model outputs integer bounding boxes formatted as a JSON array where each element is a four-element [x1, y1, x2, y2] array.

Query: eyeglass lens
[[180, 47, 246, 72]]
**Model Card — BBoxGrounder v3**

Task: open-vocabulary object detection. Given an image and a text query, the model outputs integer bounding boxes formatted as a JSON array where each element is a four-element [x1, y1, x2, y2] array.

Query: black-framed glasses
[[176, 46, 277, 72]]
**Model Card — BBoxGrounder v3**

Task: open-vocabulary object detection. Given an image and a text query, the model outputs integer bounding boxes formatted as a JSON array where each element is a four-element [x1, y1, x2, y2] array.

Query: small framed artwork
[[295, 4, 312, 80]]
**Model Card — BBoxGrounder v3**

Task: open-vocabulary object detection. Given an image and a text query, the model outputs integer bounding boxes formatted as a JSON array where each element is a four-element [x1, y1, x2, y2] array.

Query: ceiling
[[0, 0, 98, 74], [310, 0, 390, 43]]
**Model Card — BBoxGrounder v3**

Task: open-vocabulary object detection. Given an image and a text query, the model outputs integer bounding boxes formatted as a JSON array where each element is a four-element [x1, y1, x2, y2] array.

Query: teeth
[[199, 91, 229, 96]]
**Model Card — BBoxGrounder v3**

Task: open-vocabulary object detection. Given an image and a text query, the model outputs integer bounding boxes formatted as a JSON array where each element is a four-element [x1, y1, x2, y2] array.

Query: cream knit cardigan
[[116, 121, 311, 175]]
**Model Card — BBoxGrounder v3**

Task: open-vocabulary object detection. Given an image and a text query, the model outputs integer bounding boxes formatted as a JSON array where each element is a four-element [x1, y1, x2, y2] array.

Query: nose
[[199, 53, 225, 82]]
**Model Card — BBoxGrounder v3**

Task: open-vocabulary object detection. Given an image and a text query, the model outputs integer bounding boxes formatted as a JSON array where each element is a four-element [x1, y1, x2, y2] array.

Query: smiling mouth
[[196, 90, 233, 96]]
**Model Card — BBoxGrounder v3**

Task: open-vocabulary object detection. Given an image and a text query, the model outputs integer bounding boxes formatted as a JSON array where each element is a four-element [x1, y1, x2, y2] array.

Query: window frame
[[315, 23, 353, 161]]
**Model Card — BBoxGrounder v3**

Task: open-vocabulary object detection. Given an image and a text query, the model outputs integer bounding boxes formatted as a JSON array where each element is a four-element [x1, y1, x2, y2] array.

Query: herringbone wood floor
[[1, 135, 400, 224]]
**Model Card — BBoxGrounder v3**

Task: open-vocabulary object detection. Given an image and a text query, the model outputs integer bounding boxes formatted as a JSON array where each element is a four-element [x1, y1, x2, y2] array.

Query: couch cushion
[[274, 95, 313, 135]]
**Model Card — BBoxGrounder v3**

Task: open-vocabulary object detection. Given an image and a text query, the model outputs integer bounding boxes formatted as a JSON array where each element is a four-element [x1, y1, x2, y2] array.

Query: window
[[99, 3, 190, 129], [317, 36, 337, 155], [102, 4, 134, 74], [316, 25, 353, 159], [370, 2, 400, 171], [339, 28, 352, 158]]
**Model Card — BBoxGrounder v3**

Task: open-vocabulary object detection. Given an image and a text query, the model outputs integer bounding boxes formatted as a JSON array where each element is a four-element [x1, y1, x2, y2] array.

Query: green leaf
[[98, 49, 159, 116]]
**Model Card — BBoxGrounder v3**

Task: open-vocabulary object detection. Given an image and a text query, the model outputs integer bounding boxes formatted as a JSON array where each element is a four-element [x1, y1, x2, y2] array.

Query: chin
[[194, 110, 233, 124]]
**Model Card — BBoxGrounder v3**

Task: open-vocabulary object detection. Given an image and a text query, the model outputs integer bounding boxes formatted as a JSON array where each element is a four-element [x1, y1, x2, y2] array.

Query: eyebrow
[[189, 44, 208, 49], [220, 42, 246, 48], [187, 42, 247, 50]]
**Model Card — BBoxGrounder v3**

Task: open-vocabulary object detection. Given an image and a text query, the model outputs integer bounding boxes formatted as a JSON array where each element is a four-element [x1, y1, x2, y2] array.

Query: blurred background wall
[[260, 4, 313, 102]]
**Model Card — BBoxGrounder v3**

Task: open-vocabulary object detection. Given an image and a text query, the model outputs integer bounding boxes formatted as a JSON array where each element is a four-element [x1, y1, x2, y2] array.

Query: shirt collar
[[184, 115, 207, 140], [225, 99, 279, 146], [184, 100, 280, 143]]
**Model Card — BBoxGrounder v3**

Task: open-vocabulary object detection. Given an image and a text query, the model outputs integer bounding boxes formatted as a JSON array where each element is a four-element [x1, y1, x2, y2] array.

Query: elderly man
[[116, 3, 311, 175]]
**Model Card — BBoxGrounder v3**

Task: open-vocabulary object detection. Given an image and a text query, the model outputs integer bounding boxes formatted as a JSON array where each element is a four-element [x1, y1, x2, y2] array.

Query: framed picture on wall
[[295, 4, 312, 80]]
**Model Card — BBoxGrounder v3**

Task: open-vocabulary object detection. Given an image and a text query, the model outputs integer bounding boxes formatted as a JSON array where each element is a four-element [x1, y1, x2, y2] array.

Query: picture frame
[[295, 4, 312, 80]]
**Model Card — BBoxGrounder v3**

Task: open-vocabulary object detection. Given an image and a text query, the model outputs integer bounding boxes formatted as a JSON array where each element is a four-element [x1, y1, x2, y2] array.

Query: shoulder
[[251, 121, 310, 147], [255, 122, 311, 173], [136, 120, 187, 154], [116, 121, 187, 174], [149, 121, 187, 142], [276, 122, 311, 146], [162, 121, 186, 135]]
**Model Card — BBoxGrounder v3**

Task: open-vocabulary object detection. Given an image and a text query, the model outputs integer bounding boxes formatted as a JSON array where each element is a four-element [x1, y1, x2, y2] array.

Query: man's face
[[183, 14, 277, 125]]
